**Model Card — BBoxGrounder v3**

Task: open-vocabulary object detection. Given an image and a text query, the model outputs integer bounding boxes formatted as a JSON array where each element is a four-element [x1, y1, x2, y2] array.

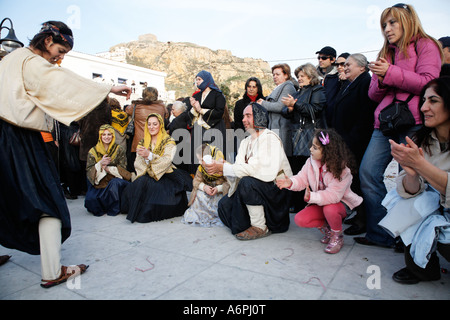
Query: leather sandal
[[41, 264, 89, 289], [235, 226, 271, 241]]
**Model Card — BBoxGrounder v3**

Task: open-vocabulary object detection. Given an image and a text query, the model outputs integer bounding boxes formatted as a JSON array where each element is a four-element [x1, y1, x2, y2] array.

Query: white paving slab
[[1, 192, 449, 303]]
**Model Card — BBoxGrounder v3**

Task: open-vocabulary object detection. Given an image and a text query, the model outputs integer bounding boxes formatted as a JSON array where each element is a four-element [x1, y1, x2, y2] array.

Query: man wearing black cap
[[315, 46, 340, 128], [438, 36, 450, 76]]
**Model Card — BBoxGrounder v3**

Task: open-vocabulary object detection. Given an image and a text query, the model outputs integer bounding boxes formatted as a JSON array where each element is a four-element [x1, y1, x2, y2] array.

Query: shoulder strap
[[405, 94, 415, 103], [131, 104, 136, 120]]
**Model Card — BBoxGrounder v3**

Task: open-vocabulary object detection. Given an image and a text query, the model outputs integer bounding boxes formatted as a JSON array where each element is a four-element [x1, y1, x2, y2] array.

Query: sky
[[1, 0, 449, 72]]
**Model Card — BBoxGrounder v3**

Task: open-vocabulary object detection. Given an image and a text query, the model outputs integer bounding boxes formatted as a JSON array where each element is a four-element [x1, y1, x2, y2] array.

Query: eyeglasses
[[318, 56, 331, 61], [392, 3, 409, 11]]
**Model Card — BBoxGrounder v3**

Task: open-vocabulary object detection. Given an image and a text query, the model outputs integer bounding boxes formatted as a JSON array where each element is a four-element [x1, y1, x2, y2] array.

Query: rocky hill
[[110, 34, 275, 109]]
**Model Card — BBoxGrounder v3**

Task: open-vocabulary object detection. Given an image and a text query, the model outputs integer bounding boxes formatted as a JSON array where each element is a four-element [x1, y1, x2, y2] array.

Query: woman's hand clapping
[[100, 154, 111, 171], [389, 136, 425, 177], [369, 58, 390, 82], [137, 146, 150, 159]]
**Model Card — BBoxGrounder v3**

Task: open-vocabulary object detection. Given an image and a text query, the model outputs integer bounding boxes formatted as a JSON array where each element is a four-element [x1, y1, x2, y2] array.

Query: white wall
[[61, 51, 170, 106]]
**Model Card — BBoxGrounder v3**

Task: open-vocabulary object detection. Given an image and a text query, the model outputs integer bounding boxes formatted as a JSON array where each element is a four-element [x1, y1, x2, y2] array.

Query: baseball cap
[[316, 46, 337, 58], [439, 36, 450, 48]]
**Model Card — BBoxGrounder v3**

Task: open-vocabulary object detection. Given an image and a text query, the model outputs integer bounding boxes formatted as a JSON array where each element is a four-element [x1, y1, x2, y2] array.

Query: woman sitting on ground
[[384, 76, 450, 284], [85, 124, 131, 216], [121, 113, 193, 223]]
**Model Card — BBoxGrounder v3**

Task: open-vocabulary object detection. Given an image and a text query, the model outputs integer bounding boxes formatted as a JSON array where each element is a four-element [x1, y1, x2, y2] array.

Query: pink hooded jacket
[[369, 37, 442, 128], [289, 157, 362, 209]]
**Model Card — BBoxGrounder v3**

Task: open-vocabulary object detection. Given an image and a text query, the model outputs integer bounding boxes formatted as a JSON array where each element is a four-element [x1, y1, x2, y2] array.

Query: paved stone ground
[[1, 161, 449, 302]]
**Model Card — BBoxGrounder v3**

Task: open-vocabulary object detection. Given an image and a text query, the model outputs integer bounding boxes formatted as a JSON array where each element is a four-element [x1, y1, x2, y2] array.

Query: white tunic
[[223, 128, 292, 196], [0, 48, 112, 132]]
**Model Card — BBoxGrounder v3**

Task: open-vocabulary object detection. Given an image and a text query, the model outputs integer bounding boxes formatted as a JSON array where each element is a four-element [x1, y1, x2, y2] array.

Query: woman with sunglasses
[[356, 4, 443, 248], [336, 53, 350, 83]]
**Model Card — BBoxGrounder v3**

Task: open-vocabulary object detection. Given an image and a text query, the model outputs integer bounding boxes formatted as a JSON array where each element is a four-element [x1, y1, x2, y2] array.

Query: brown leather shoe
[[41, 264, 89, 288], [235, 226, 271, 241]]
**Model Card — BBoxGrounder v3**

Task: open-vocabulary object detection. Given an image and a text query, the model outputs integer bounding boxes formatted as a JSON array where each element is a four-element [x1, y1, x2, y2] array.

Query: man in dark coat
[[316, 46, 340, 128]]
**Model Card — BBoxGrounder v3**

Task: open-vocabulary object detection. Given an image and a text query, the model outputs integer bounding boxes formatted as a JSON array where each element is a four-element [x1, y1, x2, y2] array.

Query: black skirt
[[121, 168, 192, 223], [85, 178, 130, 216], [218, 176, 291, 234], [0, 120, 71, 255]]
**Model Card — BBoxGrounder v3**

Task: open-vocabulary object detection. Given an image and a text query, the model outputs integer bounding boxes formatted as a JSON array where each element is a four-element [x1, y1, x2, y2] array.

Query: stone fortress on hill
[[97, 33, 275, 110]]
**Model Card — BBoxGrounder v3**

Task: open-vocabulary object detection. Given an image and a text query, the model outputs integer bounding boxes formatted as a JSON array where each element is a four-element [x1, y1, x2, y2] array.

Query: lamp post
[[0, 18, 24, 58]]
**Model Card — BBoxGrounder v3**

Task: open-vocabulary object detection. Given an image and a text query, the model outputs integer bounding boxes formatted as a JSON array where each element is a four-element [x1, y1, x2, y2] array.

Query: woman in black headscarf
[[184, 70, 227, 173]]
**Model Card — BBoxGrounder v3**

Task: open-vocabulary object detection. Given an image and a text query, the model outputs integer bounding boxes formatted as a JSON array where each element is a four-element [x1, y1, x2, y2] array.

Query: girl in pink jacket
[[277, 129, 362, 253]]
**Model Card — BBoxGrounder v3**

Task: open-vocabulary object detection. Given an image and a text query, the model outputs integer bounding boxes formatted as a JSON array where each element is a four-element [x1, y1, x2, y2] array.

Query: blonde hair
[[378, 4, 443, 61], [294, 63, 321, 86]]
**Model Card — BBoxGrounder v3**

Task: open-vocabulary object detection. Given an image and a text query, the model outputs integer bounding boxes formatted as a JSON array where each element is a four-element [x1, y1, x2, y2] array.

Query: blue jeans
[[359, 126, 421, 247]]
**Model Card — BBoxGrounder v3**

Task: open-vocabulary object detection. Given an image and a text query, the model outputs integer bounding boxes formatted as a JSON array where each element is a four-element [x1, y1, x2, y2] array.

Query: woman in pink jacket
[[277, 129, 362, 254], [357, 3, 443, 248]]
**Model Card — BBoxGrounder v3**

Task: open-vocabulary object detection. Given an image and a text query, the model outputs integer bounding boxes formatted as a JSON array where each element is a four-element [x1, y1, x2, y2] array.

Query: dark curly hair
[[313, 128, 357, 180], [413, 76, 450, 155]]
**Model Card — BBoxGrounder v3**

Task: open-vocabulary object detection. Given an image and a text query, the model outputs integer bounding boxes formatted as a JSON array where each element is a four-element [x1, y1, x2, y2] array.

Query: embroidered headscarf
[[111, 109, 129, 135], [196, 70, 222, 93], [140, 113, 175, 156], [197, 144, 225, 182], [39, 22, 74, 48], [89, 124, 119, 162], [250, 102, 269, 131]]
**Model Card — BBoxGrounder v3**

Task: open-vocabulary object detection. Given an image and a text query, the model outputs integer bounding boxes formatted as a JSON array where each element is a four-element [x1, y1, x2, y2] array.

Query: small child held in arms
[[182, 144, 230, 227], [276, 129, 362, 253]]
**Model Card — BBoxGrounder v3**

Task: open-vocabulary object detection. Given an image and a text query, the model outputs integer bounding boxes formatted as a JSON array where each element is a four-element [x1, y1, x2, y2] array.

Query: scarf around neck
[[140, 113, 175, 156], [89, 124, 119, 162]]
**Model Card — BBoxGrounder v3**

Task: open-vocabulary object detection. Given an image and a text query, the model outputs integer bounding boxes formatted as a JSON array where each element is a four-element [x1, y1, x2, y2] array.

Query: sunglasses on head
[[392, 3, 409, 11]]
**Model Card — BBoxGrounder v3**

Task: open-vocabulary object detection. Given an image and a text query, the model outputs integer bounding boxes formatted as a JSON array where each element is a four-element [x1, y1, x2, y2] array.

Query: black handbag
[[378, 94, 415, 136], [292, 97, 319, 156]]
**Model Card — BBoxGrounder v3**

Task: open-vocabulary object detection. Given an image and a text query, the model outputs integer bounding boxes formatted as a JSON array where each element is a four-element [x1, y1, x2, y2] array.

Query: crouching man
[[204, 103, 292, 240]]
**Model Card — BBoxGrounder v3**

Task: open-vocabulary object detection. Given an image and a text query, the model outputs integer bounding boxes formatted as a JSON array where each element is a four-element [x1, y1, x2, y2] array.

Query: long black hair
[[243, 77, 265, 99], [413, 76, 450, 155]]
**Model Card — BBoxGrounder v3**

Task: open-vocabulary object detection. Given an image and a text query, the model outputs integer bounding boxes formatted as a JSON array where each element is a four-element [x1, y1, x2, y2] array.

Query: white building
[[62, 51, 175, 106]]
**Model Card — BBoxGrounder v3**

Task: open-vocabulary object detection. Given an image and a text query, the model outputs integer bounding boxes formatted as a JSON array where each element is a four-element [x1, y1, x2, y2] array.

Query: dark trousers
[[218, 177, 291, 235], [405, 243, 450, 280]]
